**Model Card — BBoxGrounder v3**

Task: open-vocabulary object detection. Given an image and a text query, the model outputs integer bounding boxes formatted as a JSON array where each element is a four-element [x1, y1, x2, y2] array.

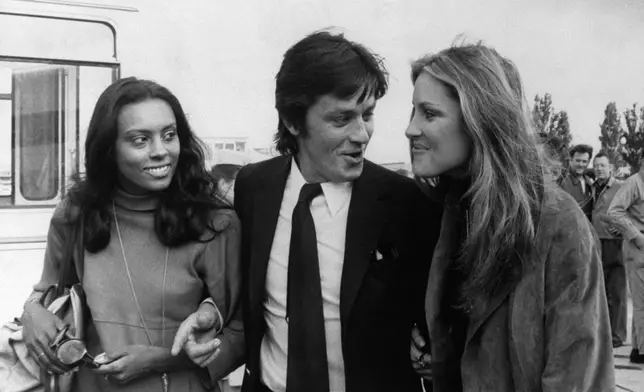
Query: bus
[[0, 2, 124, 321]]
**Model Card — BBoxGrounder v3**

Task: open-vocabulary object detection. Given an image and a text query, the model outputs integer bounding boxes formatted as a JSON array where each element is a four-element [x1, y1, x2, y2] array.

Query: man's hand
[[598, 214, 623, 237], [607, 226, 621, 237], [633, 234, 644, 251], [170, 302, 221, 367], [410, 324, 432, 381]]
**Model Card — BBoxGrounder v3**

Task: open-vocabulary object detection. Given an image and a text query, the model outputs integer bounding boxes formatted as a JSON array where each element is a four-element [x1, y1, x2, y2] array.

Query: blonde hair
[[411, 41, 547, 311]]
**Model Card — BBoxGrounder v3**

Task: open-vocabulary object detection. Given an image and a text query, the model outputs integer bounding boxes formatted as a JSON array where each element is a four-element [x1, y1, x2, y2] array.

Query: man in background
[[607, 158, 644, 363], [592, 151, 627, 348], [559, 144, 594, 220]]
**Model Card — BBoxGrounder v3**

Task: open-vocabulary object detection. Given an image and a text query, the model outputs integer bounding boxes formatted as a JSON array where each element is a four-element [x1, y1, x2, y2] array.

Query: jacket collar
[[568, 172, 585, 185], [594, 175, 615, 188], [426, 179, 542, 354]]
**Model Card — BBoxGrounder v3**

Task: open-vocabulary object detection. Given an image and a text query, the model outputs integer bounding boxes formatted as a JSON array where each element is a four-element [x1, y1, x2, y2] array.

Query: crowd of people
[[18, 29, 626, 392], [555, 142, 644, 366]]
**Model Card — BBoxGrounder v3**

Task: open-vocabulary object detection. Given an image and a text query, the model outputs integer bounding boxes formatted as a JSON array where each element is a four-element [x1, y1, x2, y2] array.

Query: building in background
[[201, 136, 276, 167], [380, 162, 412, 177]]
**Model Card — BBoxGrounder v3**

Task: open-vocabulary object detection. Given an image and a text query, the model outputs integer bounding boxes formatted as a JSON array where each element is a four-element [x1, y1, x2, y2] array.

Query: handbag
[[0, 215, 85, 392]]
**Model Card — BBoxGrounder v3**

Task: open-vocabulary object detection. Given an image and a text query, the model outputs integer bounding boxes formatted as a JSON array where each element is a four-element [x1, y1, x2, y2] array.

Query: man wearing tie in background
[[559, 144, 594, 221]]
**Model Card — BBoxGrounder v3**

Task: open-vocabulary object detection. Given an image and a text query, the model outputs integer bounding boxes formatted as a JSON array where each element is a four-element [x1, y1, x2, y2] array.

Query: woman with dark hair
[[19, 77, 243, 391], [406, 43, 615, 391]]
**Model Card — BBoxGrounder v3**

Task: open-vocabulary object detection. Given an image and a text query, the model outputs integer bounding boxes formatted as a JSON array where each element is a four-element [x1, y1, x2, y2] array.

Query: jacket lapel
[[464, 266, 518, 348], [461, 178, 534, 349], [425, 198, 462, 362], [248, 157, 290, 313], [340, 162, 387, 328]]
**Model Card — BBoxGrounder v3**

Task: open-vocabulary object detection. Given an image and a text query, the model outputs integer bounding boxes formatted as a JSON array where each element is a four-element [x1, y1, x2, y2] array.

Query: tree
[[532, 93, 554, 133], [532, 94, 572, 167], [598, 102, 625, 167], [621, 103, 644, 173], [549, 111, 571, 145]]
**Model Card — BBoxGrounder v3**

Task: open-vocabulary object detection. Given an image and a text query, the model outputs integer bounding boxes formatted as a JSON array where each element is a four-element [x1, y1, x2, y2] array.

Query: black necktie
[[286, 183, 329, 392]]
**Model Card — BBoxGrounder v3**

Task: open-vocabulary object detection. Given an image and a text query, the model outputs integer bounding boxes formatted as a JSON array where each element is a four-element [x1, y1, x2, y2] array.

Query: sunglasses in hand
[[49, 325, 110, 370]]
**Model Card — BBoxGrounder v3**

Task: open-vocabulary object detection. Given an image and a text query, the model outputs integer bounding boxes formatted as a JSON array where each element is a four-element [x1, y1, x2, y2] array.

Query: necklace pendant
[[161, 372, 169, 392]]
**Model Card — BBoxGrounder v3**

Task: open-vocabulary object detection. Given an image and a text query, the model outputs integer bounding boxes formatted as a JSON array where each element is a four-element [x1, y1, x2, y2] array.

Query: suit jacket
[[234, 156, 441, 392], [558, 171, 593, 219]]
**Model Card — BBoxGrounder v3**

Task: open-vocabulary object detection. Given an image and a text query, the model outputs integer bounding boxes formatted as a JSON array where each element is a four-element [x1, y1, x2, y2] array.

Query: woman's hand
[[20, 301, 70, 374], [94, 345, 162, 384], [410, 324, 432, 381]]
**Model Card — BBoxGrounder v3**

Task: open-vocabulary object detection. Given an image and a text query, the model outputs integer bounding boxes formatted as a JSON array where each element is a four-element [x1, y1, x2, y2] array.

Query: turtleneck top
[[30, 190, 243, 391]]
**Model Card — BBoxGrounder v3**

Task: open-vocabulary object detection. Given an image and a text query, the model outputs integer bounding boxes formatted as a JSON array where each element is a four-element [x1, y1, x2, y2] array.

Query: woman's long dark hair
[[66, 77, 225, 252]]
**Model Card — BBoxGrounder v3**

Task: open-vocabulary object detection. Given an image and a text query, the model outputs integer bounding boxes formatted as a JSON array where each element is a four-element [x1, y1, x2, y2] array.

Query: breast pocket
[[365, 247, 406, 288]]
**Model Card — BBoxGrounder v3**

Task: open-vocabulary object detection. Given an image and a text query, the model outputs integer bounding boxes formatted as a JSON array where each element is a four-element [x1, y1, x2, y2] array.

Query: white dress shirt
[[581, 178, 586, 194], [260, 161, 352, 392]]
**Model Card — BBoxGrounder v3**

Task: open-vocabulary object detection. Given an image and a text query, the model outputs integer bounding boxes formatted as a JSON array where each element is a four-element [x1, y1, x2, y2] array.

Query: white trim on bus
[[14, 0, 138, 13]]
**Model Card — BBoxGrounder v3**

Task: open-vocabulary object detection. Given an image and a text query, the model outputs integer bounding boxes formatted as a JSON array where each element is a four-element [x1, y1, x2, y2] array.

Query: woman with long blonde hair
[[407, 42, 615, 391]]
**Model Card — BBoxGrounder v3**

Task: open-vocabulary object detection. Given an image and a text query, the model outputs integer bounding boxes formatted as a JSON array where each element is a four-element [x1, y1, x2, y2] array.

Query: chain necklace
[[113, 201, 170, 392]]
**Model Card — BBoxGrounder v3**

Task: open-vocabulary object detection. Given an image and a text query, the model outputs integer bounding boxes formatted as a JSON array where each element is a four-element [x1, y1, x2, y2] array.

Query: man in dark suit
[[558, 144, 594, 220], [173, 30, 440, 392]]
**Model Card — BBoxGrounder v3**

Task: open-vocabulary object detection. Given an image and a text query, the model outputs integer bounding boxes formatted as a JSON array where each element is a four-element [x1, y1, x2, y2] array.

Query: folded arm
[[606, 178, 642, 240], [172, 210, 245, 381]]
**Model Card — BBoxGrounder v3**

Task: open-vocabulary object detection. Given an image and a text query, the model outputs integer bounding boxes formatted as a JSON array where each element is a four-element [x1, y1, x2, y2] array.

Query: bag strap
[[54, 215, 84, 297]]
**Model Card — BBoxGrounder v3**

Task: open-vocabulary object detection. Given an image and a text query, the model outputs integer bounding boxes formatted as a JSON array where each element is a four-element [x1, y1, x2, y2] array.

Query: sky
[[5, 0, 644, 164]]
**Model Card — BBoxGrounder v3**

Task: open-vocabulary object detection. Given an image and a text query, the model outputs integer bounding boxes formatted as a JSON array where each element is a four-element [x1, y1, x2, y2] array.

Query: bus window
[[0, 12, 118, 208], [15, 67, 63, 201], [0, 61, 116, 207], [0, 13, 115, 63]]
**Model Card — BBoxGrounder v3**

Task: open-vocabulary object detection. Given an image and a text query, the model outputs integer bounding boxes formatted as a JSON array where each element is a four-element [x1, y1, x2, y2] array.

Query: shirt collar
[[569, 172, 582, 185], [289, 159, 352, 217], [597, 175, 615, 185]]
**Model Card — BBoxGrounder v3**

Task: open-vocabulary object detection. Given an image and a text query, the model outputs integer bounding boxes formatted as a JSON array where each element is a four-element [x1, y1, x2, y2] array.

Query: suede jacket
[[425, 184, 615, 392]]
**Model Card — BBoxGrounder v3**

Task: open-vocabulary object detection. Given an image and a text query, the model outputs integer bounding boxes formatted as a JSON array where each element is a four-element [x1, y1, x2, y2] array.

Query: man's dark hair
[[569, 144, 593, 159], [593, 150, 611, 164], [274, 30, 389, 156]]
